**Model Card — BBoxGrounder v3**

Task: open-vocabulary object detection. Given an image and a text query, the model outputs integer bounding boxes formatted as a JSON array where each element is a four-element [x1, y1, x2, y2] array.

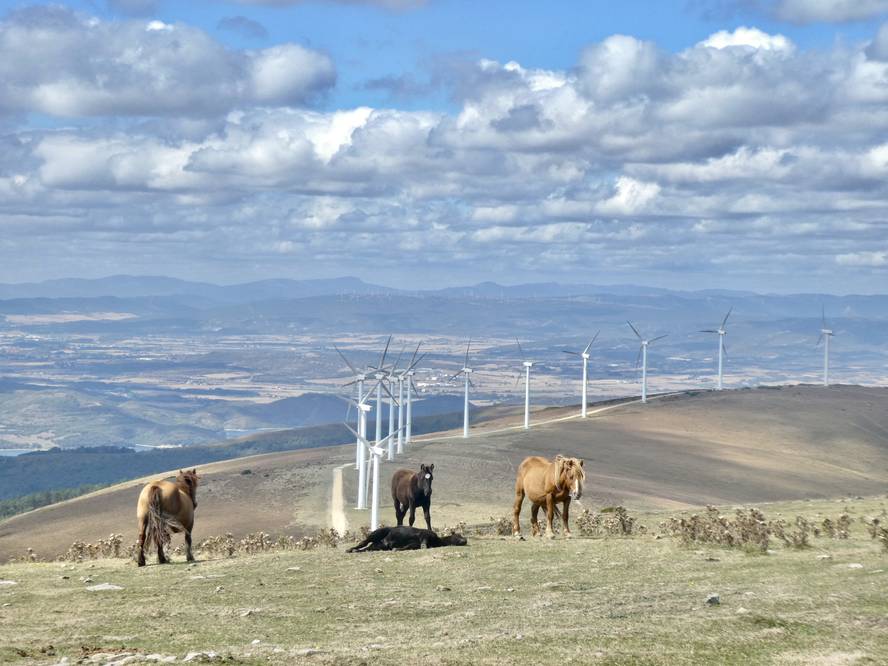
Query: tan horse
[[136, 469, 200, 566], [512, 455, 585, 538]]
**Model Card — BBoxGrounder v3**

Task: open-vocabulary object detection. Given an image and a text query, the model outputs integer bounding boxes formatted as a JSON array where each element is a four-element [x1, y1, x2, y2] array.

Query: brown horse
[[512, 455, 585, 538], [391, 464, 434, 531], [136, 469, 200, 566]]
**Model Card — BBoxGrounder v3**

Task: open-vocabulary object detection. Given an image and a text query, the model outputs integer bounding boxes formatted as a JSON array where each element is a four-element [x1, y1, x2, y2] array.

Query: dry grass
[[1, 497, 886, 665]]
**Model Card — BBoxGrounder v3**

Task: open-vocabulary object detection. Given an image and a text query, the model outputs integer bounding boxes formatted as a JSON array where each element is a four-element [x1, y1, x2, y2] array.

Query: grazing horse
[[136, 468, 200, 566], [347, 526, 467, 552], [391, 464, 435, 530], [512, 455, 585, 539]]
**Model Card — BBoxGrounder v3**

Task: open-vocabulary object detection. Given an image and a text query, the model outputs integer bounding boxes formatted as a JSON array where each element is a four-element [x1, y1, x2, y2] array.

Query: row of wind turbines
[[333, 308, 838, 529]]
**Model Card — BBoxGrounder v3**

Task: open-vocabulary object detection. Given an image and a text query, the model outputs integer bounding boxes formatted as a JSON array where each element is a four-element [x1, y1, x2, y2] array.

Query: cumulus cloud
[[2, 18, 888, 289], [0, 7, 335, 118], [776, 0, 888, 23], [699, 26, 794, 50]]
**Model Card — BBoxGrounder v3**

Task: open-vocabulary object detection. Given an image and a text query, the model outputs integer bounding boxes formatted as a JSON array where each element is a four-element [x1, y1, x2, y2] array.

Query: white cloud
[[596, 177, 661, 215], [0, 7, 335, 118], [776, 0, 888, 23], [836, 251, 887, 266], [699, 26, 794, 51]]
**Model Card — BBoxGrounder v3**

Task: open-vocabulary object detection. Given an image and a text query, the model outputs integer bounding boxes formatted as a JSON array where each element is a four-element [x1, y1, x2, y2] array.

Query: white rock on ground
[[0, 580, 18, 586], [86, 583, 124, 591]]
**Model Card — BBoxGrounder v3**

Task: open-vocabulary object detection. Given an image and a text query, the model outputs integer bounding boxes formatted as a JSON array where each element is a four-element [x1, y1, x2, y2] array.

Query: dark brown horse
[[347, 526, 467, 552], [391, 463, 434, 531], [136, 469, 200, 566], [512, 455, 585, 539]]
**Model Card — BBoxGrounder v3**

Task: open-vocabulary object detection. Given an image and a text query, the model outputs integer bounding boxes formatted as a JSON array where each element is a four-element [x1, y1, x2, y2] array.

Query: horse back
[[516, 456, 555, 500], [136, 480, 193, 529], [390, 469, 416, 503]]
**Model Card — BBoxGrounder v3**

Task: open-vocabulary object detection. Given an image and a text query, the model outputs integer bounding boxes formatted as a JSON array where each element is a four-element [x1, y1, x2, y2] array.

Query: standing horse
[[512, 455, 585, 538], [391, 463, 434, 531], [136, 469, 200, 566]]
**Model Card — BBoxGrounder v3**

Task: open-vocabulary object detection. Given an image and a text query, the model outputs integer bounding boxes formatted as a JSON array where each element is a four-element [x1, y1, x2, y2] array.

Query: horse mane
[[176, 468, 200, 504]]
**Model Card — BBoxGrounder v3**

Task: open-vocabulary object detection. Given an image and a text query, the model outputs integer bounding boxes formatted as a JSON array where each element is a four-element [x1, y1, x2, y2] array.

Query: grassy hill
[[0, 496, 886, 664], [1, 386, 886, 563]]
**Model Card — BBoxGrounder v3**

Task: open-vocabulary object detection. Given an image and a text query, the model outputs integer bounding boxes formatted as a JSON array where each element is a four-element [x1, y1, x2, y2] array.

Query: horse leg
[[562, 498, 572, 538], [512, 485, 525, 537], [185, 530, 195, 562], [530, 503, 541, 537], [137, 514, 147, 567], [544, 495, 556, 539], [408, 499, 417, 527], [394, 499, 406, 526], [422, 502, 432, 531]]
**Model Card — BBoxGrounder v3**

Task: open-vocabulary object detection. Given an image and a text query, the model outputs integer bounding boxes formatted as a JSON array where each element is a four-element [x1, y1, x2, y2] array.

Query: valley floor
[[1, 497, 887, 665]]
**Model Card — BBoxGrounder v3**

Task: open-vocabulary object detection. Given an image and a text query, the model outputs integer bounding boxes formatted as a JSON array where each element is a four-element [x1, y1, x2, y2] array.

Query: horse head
[[443, 532, 467, 546], [417, 463, 434, 498], [177, 468, 201, 508], [554, 455, 585, 500]]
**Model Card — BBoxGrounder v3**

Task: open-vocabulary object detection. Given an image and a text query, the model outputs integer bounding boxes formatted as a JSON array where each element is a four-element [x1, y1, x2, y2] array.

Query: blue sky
[[1, 0, 887, 292]]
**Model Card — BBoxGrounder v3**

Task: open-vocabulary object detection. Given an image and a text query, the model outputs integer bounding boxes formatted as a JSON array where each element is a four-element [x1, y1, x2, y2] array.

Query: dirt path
[[330, 463, 350, 534]]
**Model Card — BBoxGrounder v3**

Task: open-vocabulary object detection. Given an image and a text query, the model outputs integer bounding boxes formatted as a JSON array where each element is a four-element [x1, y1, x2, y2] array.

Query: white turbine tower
[[403, 344, 425, 446], [516, 338, 534, 429], [334, 345, 367, 508], [817, 307, 835, 387], [343, 412, 399, 531], [395, 342, 423, 454], [385, 344, 406, 461], [363, 336, 398, 507], [627, 322, 667, 404], [700, 307, 732, 391], [562, 331, 598, 418], [449, 339, 475, 438]]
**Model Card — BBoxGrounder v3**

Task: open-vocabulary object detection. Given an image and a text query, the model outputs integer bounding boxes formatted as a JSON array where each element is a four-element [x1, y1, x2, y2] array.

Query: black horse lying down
[[347, 526, 467, 552]]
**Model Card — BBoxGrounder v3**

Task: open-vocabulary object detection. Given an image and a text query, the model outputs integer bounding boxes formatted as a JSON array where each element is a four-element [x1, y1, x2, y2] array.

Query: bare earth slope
[[3, 385, 887, 561]]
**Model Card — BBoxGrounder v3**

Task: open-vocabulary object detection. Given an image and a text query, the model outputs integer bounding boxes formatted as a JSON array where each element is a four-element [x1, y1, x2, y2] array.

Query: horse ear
[[429, 464, 434, 472], [578, 459, 584, 467], [419, 464, 426, 472], [554, 454, 564, 462]]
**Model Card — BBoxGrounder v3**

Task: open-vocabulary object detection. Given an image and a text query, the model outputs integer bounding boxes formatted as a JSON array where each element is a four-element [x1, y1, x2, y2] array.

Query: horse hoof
[[137, 560, 145, 568], [545, 532, 555, 540]]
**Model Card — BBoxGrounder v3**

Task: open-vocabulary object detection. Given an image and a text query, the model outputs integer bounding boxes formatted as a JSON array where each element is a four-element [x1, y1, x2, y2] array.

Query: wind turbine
[[627, 322, 667, 404], [385, 344, 406, 461], [335, 344, 366, 476], [516, 338, 534, 429], [449, 339, 475, 438], [343, 412, 400, 531], [362, 336, 397, 505], [817, 306, 834, 386], [700, 307, 732, 391], [562, 331, 598, 418], [398, 341, 425, 455]]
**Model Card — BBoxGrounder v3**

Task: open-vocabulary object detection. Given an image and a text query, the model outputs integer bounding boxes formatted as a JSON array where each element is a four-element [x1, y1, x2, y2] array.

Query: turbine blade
[[407, 350, 426, 372], [816, 334, 823, 347], [514, 373, 522, 388], [333, 344, 358, 375], [562, 350, 579, 356], [627, 321, 642, 340], [468, 377, 476, 389], [378, 335, 392, 371], [448, 369, 465, 381], [382, 382, 398, 404], [700, 329, 718, 334], [408, 341, 422, 369], [649, 334, 668, 344], [391, 343, 407, 373], [515, 337, 525, 357], [634, 346, 643, 369], [464, 338, 471, 369], [721, 306, 733, 329], [341, 379, 358, 388], [583, 331, 599, 355]]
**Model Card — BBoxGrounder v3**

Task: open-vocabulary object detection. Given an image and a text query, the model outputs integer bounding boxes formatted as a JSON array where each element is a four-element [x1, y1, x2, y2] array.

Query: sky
[[1, 1, 888, 293]]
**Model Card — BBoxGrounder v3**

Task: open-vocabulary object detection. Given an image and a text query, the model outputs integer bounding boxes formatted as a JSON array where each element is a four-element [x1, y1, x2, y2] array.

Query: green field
[[1, 498, 886, 665]]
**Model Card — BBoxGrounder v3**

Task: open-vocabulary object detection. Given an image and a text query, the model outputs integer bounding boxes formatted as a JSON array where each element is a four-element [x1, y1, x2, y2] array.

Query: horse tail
[[145, 486, 171, 552]]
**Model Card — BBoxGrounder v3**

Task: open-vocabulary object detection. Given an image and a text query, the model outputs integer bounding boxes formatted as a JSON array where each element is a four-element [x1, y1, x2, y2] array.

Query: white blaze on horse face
[[571, 476, 582, 500], [425, 474, 431, 480]]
